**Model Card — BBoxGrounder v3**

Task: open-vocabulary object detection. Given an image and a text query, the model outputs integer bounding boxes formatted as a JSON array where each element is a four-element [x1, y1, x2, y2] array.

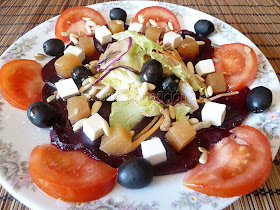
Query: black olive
[[140, 59, 163, 86], [160, 75, 179, 100], [110, 8, 127, 23], [43, 38, 65, 56], [194, 20, 215, 37], [71, 65, 93, 86], [117, 157, 153, 189], [27, 102, 56, 128], [246, 86, 273, 113]]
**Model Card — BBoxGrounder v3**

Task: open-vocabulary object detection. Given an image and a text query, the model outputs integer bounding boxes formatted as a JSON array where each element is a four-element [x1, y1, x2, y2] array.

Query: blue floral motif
[[171, 191, 221, 209], [44, 18, 57, 34], [1, 36, 37, 63], [66, 198, 160, 210], [255, 106, 280, 148], [0, 139, 35, 191], [255, 53, 276, 86], [212, 19, 238, 42]]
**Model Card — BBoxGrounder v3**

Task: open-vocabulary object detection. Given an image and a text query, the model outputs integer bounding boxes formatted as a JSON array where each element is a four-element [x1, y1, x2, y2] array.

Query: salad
[[0, 3, 275, 207]]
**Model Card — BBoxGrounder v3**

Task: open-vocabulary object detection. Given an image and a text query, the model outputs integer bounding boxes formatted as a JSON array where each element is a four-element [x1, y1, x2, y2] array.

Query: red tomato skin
[[55, 6, 106, 43], [213, 43, 257, 91], [132, 6, 181, 33], [183, 125, 272, 198], [29, 144, 117, 202], [0, 59, 44, 110]]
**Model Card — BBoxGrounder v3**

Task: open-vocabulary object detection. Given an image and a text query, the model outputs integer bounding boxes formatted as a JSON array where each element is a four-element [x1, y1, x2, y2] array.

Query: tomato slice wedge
[[132, 6, 181, 33], [55, 6, 106, 43], [183, 125, 272, 198], [213, 43, 257, 91], [0, 59, 44, 110], [29, 144, 117, 202]]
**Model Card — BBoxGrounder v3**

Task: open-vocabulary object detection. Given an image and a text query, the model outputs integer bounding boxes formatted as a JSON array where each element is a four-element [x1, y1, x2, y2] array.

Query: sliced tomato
[[29, 144, 117, 202], [55, 6, 106, 43], [183, 125, 272, 198], [132, 6, 181, 33], [0, 59, 44, 110], [213, 43, 257, 91]]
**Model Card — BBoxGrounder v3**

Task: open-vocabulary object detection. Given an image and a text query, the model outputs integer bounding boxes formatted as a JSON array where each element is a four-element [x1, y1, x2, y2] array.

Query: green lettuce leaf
[[174, 103, 191, 121], [109, 100, 144, 131], [137, 97, 162, 117]]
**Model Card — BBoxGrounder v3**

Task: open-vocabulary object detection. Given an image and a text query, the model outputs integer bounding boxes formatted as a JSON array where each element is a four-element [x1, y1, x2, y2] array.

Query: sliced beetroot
[[177, 30, 214, 65]]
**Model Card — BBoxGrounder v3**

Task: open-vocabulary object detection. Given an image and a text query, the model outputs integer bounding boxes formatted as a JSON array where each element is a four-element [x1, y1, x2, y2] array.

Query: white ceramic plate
[[0, 1, 279, 209]]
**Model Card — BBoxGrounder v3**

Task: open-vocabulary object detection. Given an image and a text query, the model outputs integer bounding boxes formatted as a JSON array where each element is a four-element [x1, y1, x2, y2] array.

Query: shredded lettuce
[[174, 103, 191, 121], [109, 100, 144, 131], [137, 97, 162, 117]]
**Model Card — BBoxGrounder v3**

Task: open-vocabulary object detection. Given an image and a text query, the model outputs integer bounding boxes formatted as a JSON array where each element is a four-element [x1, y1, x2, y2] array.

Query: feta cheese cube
[[64, 45, 85, 62], [195, 59, 215, 76], [95, 26, 112, 45], [163, 31, 183, 49], [141, 137, 167, 165], [201, 101, 226, 126], [128, 22, 143, 33], [55, 78, 79, 100], [83, 113, 106, 141]]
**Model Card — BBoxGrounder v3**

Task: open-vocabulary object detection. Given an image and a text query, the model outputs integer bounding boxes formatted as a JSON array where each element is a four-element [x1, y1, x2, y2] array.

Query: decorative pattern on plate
[[44, 18, 57, 34], [213, 19, 238, 42], [255, 106, 280, 150], [255, 54, 277, 86], [66, 198, 160, 210], [1, 36, 38, 63], [0, 139, 35, 191], [171, 191, 221, 209]]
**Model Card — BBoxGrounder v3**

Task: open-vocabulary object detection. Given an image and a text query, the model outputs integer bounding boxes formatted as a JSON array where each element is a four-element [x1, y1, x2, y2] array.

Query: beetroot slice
[[177, 30, 214, 65]]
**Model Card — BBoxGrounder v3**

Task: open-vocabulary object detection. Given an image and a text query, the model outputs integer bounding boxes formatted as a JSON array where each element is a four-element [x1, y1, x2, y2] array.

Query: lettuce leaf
[[137, 97, 162, 117], [174, 103, 191, 121], [109, 100, 144, 131]]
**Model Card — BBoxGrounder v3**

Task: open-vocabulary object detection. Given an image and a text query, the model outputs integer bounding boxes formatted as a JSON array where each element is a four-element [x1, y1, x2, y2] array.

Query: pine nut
[[138, 14, 145, 23], [85, 24, 92, 35], [195, 74, 205, 82], [147, 83, 156, 91], [197, 41, 205, 45], [192, 122, 203, 131], [130, 130, 135, 136], [189, 118, 199, 125], [73, 118, 87, 132], [82, 17, 92, 21], [169, 105, 176, 120], [61, 32, 69, 37], [198, 147, 209, 154], [185, 35, 195, 40], [187, 61, 195, 73], [201, 121, 212, 129], [206, 86, 213, 97], [46, 95, 56, 103], [168, 21, 174, 30], [138, 82, 148, 101], [149, 19, 158, 27], [70, 33, 79, 38], [86, 20, 96, 27], [199, 152, 208, 164], [69, 36, 79, 45], [79, 83, 92, 93], [91, 101, 102, 115]]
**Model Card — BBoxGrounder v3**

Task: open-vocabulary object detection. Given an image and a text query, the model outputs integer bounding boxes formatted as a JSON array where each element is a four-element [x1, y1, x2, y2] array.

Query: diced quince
[[67, 95, 91, 124], [145, 26, 162, 43], [79, 37, 95, 55], [205, 72, 227, 94], [54, 53, 81, 78], [165, 118, 196, 151], [107, 20, 125, 34], [100, 124, 132, 157]]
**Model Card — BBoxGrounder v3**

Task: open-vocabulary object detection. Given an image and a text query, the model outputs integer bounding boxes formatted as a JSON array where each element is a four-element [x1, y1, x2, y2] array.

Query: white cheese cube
[[195, 59, 215, 76], [163, 31, 183, 49], [55, 78, 79, 100], [83, 113, 106, 141], [141, 137, 167, 165], [64, 45, 85, 62], [95, 26, 112, 45], [201, 101, 226, 126], [128, 22, 143, 33]]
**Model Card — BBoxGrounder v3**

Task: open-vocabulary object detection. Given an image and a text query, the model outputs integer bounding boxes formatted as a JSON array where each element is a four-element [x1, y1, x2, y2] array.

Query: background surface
[[0, 0, 279, 209]]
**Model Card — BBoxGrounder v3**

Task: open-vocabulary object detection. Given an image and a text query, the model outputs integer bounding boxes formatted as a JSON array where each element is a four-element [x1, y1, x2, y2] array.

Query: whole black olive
[[140, 59, 163, 86], [43, 38, 65, 56], [110, 8, 127, 23], [194, 20, 215, 37]]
